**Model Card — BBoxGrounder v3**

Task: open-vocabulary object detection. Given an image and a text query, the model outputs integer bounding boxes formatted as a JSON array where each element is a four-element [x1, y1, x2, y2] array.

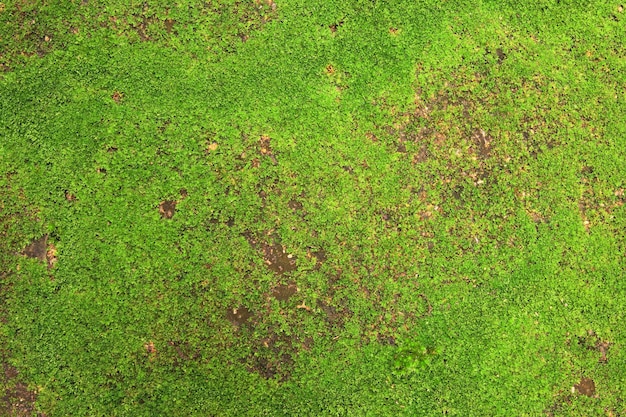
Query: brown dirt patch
[[307, 248, 327, 270], [143, 341, 157, 362], [365, 132, 378, 142], [247, 331, 296, 382], [206, 142, 218, 153], [259, 135, 272, 155], [159, 200, 177, 219], [311, 249, 327, 263], [495, 48, 506, 64], [144, 341, 156, 355], [271, 282, 298, 301], [259, 135, 277, 164], [574, 377, 596, 397], [2, 363, 38, 417], [164, 18, 176, 34], [246, 232, 297, 275], [22, 235, 47, 262], [262, 243, 296, 274], [111, 91, 123, 103], [226, 306, 253, 326], [64, 191, 76, 202], [412, 144, 429, 164], [317, 299, 351, 328], [329, 20, 343, 33], [471, 128, 492, 159], [596, 340, 610, 363], [288, 199, 303, 211], [45, 243, 57, 269]]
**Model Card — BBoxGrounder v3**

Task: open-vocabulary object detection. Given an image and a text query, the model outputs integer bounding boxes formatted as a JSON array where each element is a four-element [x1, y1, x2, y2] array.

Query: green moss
[[1, 0, 625, 415]]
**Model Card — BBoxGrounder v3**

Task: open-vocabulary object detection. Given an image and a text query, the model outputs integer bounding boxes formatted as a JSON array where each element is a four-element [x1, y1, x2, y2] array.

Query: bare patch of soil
[[143, 341, 157, 362], [596, 340, 610, 363], [206, 142, 218, 153], [413, 144, 429, 164], [262, 242, 296, 274], [64, 191, 76, 202], [573, 377, 596, 397], [329, 20, 343, 33], [259, 135, 272, 155], [159, 200, 177, 219], [247, 331, 296, 382], [311, 249, 327, 263], [307, 248, 327, 270], [144, 341, 156, 354], [226, 306, 253, 326], [288, 199, 303, 211], [271, 282, 298, 301], [22, 235, 47, 262], [111, 91, 123, 103], [259, 135, 277, 164], [471, 128, 492, 159], [2, 363, 39, 417], [45, 243, 57, 269], [317, 299, 351, 328], [245, 232, 297, 275], [495, 48, 506, 63], [164, 18, 176, 34]]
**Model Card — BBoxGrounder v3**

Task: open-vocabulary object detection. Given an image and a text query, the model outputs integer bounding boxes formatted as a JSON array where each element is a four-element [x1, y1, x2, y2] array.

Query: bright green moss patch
[[1, 0, 625, 415]]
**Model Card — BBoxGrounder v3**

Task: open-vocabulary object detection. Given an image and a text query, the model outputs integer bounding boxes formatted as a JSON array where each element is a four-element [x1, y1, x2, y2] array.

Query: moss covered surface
[[1, 1, 626, 415]]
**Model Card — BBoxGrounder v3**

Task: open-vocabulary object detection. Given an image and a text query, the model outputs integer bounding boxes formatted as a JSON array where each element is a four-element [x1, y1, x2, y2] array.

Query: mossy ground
[[1, 1, 626, 415]]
